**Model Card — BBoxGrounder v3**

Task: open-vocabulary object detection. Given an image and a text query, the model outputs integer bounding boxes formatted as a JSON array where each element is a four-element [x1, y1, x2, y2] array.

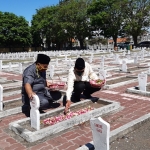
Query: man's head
[[36, 54, 50, 72], [74, 58, 85, 76]]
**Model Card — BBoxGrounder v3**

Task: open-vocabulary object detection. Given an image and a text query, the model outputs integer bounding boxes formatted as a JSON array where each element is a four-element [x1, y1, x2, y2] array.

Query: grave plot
[[0, 79, 18, 85], [9, 98, 120, 143], [118, 66, 149, 73], [104, 75, 138, 89], [126, 73, 150, 97], [0, 98, 22, 118]]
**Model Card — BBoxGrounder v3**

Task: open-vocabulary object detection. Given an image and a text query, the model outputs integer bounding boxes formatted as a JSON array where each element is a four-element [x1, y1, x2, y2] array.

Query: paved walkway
[[0, 71, 150, 150]]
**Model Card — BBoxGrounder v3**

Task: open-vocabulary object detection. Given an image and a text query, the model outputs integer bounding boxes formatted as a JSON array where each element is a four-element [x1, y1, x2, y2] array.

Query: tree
[[57, 0, 92, 49], [87, 0, 126, 47], [122, 0, 150, 46], [31, 5, 63, 50], [0, 11, 32, 52]]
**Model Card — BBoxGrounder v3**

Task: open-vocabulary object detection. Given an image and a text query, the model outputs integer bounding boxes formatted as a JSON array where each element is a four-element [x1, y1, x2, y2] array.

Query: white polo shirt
[[66, 62, 98, 100]]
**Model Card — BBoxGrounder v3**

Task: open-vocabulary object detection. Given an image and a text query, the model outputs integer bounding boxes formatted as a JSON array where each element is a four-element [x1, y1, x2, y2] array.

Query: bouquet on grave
[[41, 106, 94, 126]]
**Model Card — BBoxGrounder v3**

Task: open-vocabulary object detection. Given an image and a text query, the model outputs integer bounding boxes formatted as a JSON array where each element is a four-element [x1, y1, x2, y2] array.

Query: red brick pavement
[[0, 72, 150, 150]]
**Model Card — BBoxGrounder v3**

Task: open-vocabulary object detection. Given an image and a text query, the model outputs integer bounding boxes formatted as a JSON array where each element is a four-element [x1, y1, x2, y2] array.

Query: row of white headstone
[[0, 60, 22, 74]]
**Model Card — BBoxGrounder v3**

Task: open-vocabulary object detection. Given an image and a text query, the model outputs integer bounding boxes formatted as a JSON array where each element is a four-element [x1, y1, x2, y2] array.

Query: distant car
[[117, 42, 132, 49], [137, 41, 150, 48]]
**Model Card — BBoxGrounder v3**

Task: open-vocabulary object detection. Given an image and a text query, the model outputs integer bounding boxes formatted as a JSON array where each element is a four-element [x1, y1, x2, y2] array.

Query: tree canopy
[[0, 11, 31, 50]]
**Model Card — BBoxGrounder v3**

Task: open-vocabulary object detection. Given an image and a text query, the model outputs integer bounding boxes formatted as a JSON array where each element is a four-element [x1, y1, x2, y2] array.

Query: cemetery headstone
[[121, 60, 127, 72], [90, 117, 110, 150], [49, 65, 54, 78], [19, 63, 22, 74], [30, 95, 40, 130], [0, 60, 2, 71], [9, 62, 12, 71], [138, 73, 147, 91], [0, 85, 3, 111]]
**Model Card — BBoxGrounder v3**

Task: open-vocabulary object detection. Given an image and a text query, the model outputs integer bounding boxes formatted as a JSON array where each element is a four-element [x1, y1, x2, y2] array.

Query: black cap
[[75, 58, 85, 70], [36, 54, 50, 64]]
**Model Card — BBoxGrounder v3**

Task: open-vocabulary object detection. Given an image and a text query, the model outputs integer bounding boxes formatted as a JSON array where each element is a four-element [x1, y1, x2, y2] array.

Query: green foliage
[[87, 0, 126, 47], [122, 0, 150, 45], [0, 11, 31, 49], [88, 37, 107, 45]]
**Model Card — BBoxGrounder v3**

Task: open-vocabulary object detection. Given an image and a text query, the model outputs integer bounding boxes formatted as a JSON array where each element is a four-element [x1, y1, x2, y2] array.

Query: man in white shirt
[[64, 58, 102, 113]]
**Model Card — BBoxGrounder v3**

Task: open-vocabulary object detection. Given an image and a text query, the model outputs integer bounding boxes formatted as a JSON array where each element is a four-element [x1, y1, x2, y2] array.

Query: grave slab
[[9, 98, 120, 143], [126, 83, 150, 97], [104, 76, 138, 89]]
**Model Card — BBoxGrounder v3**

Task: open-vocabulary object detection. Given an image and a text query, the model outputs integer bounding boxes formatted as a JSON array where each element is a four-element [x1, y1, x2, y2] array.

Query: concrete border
[[126, 82, 150, 97], [0, 98, 21, 118], [76, 113, 150, 150], [104, 76, 138, 90], [9, 98, 120, 143]]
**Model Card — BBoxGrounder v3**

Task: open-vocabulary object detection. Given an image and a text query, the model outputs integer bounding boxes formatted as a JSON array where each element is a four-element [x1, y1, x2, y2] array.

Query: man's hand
[[64, 100, 71, 115], [46, 80, 51, 87], [28, 92, 36, 100]]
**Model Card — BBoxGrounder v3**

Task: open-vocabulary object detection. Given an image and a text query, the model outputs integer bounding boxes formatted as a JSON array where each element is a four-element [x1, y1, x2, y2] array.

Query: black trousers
[[73, 81, 100, 100]]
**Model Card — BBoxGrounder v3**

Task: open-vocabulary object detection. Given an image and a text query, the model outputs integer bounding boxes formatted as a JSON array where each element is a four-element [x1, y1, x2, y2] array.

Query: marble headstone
[[0, 85, 3, 111], [90, 117, 110, 150], [138, 73, 147, 91], [30, 95, 40, 130]]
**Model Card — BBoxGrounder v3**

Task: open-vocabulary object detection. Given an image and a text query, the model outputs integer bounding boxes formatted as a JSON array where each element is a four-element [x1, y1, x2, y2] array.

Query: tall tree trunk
[[79, 39, 84, 49], [113, 35, 117, 47], [133, 35, 138, 46]]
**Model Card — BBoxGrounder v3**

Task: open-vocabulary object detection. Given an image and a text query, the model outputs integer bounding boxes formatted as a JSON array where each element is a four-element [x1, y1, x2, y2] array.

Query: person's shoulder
[[24, 63, 35, 73], [68, 67, 74, 73], [85, 62, 90, 67]]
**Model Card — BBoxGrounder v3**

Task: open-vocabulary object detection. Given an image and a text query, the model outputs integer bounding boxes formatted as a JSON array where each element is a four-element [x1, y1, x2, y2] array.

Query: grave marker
[[30, 95, 40, 130], [19, 63, 22, 74], [0, 85, 3, 111], [121, 60, 127, 72], [138, 73, 147, 91], [0, 60, 2, 71], [49, 65, 54, 79], [90, 117, 110, 150]]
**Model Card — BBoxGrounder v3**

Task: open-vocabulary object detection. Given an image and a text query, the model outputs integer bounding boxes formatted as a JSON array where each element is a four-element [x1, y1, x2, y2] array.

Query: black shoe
[[50, 102, 60, 108], [39, 110, 46, 114], [83, 93, 99, 103]]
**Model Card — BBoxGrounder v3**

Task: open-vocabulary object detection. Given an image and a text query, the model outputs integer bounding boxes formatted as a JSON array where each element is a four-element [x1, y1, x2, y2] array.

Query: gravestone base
[[104, 76, 137, 89], [126, 83, 150, 97], [9, 98, 120, 143]]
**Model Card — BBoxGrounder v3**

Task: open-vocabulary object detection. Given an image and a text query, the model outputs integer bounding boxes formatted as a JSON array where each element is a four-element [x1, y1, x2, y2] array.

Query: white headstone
[[138, 73, 147, 91], [127, 50, 130, 55], [122, 51, 126, 57], [9, 62, 12, 71], [0, 60, 2, 71], [0, 85, 3, 111], [100, 62, 104, 70], [55, 58, 58, 67], [99, 69, 106, 80], [134, 55, 138, 64], [30, 95, 40, 130], [121, 60, 127, 72], [90, 117, 110, 150], [65, 55, 67, 61], [19, 63, 22, 74], [50, 65, 54, 78]]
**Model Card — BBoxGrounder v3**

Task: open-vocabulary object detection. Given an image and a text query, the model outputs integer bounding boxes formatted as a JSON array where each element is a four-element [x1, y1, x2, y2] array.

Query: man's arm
[[25, 83, 36, 100]]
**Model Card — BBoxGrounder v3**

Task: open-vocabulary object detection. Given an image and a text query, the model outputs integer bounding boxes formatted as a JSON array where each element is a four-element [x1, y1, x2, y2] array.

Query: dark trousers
[[73, 81, 100, 100], [22, 91, 62, 117]]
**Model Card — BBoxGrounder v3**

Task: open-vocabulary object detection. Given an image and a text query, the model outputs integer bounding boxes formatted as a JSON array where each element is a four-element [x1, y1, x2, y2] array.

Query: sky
[[0, 0, 60, 22]]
